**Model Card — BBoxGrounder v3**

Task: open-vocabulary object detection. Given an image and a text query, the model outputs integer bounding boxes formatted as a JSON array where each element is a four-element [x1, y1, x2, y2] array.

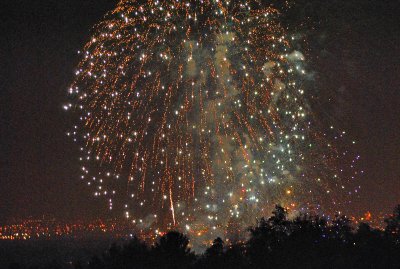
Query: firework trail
[[66, 0, 361, 242]]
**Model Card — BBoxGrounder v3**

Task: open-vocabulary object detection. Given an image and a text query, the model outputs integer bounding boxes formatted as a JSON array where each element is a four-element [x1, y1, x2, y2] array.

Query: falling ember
[[67, 0, 361, 241], [170, 184, 176, 227]]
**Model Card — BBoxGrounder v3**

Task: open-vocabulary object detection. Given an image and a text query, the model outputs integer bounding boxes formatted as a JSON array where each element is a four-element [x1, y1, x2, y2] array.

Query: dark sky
[[1, 0, 399, 223]]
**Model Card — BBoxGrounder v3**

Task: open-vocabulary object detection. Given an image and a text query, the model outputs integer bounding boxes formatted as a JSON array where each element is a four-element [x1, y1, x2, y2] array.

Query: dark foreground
[[3, 205, 400, 269]]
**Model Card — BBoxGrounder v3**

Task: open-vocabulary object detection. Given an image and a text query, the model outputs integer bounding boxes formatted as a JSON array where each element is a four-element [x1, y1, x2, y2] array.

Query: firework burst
[[66, 0, 360, 240]]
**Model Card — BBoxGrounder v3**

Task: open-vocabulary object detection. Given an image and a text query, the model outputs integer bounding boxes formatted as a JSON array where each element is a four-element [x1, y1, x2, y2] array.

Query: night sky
[[1, 0, 399, 223]]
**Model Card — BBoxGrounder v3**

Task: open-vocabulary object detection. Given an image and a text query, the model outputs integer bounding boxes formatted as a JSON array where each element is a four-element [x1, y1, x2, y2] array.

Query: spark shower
[[66, 0, 361, 240]]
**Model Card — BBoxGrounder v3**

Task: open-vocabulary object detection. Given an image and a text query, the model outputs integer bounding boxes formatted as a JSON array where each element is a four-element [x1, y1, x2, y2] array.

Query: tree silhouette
[[247, 205, 290, 267], [152, 231, 195, 269], [6, 204, 400, 269], [205, 237, 224, 258], [195, 237, 226, 269], [331, 214, 353, 242], [385, 204, 400, 243], [222, 244, 248, 269]]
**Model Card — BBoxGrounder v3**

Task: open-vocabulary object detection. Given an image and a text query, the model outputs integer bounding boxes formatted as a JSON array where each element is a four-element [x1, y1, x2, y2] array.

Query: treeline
[[8, 205, 400, 269]]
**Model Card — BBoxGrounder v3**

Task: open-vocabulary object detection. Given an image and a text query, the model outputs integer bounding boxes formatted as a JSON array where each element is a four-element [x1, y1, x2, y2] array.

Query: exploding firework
[[66, 0, 360, 241]]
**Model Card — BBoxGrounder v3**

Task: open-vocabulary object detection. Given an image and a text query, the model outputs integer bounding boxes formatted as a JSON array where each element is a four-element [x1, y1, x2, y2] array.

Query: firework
[[66, 0, 360, 240]]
